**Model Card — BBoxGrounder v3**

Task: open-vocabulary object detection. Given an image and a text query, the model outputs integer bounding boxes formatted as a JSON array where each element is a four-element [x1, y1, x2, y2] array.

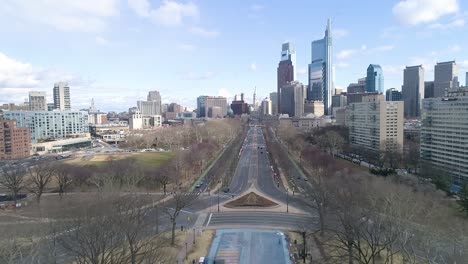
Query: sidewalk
[[176, 213, 208, 263]]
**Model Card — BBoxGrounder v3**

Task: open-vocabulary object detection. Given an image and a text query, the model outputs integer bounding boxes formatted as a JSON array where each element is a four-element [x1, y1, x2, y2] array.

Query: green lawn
[[133, 152, 173, 167], [67, 152, 173, 168]]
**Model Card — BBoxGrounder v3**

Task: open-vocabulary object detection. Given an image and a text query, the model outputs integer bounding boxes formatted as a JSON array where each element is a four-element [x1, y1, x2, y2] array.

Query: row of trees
[[300, 146, 468, 263]]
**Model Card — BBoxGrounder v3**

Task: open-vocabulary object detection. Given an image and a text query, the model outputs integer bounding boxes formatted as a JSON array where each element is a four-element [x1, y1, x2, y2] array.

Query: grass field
[[67, 152, 173, 168]]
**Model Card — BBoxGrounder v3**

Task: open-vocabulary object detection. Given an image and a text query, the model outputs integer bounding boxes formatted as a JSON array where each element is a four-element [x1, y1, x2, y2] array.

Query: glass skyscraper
[[366, 64, 384, 93], [277, 42, 296, 113], [308, 19, 333, 115]]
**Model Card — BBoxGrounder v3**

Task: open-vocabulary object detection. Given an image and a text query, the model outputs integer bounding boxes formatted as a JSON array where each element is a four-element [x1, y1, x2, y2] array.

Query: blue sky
[[0, 0, 467, 111]]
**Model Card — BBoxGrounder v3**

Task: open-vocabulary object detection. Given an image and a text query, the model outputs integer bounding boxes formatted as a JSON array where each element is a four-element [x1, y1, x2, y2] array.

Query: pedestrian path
[[176, 213, 208, 263]]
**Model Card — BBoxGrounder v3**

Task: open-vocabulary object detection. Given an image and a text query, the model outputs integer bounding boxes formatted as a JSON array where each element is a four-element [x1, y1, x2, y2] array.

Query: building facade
[[277, 42, 296, 112], [261, 98, 272, 115], [137, 101, 161, 116], [347, 78, 366, 93], [385, 88, 402, 101], [29, 91, 47, 111], [270, 92, 278, 115], [2, 110, 88, 143], [424, 81, 434, 98], [280, 81, 304, 117], [308, 19, 333, 115], [53, 82, 71, 110], [421, 87, 468, 185], [366, 64, 384, 93], [401, 65, 424, 118], [129, 110, 143, 130], [197, 96, 227, 118], [304, 101, 325, 116], [0, 120, 30, 159], [348, 99, 403, 153], [434, 61, 458, 98]]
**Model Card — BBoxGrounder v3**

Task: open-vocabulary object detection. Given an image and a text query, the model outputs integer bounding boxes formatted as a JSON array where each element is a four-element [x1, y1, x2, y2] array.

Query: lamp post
[[286, 188, 289, 213], [185, 242, 188, 260], [193, 228, 196, 245]]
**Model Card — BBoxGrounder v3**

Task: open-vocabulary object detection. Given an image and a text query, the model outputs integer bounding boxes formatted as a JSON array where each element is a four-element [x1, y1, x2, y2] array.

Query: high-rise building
[[261, 98, 272, 115], [277, 42, 296, 112], [424, 81, 434, 98], [2, 110, 88, 143], [197, 96, 227, 118], [0, 120, 30, 160], [366, 64, 384, 93], [280, 81, 304, 117], [385, 88, 402, 101], [129, 110, 143, 130], [304, 101, 324, 116], [28, 91, 47, 111], [347, 78, 366, 93], [137, 101, 161, 116], [270, 92, 278, 115], [346, 92, 384, 106], [230, 99, 249, 116], [421, 87, 468, 185], [401, 65, 424, 118], [47, 103, 54, 111], [147, 91, 162, 102], [348, 97, 403, 153], [53, 82, 71, 110], [308, 19, 333, 115], [434, 61, 458, 97]]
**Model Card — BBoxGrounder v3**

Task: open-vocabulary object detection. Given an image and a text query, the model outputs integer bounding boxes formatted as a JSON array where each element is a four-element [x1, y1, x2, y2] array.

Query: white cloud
[[372, 45, 394, 52], [150, 1, 198, 26], [393, 0, 459, 25], [95, 36, 110, 46], [336, 62, 350, 68], [128, 0, 198, 26], [333, 29, 349, 39], [361, 45, 367, 51], [182, 71, 215, 80], [0, 52, 41, 88], [127, 0, 150, 17], [2, 0, 119, 32], [297, 68, 307, 75], [450, 44, 461, 52], [250, 4, 264, 11], [177, 43, 196, 51], [250, 63, 257, 71], [218, 88, 231, 98], [428, 18, 465, 29], [336, 49, 357, 60], [189, 27, 219, 37]]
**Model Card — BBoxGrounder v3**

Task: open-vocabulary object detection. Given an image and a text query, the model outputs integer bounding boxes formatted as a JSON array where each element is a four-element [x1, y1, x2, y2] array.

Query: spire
[[326, 18, 331, 38], [253, 86, 257, 107]]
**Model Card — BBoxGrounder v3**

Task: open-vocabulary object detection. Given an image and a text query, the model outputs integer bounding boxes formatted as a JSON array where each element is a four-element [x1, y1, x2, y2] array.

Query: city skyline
[[1, 0, 468, 111]]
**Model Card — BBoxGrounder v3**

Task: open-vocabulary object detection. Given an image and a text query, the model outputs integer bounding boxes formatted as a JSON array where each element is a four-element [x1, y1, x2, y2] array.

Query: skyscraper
[[280, 81, 304, 117], [434, 61, 458, 97], [28, 91, 47, 111], [53, 82, 71, 110], [385, 88, 402, 101], [270, 92, 278, 115], [402, 65, 424, 118], [366, 64, 384, 93], [277, 42, 296, 113], [308, 19, 333, 115], [145, 90, 162, 114]]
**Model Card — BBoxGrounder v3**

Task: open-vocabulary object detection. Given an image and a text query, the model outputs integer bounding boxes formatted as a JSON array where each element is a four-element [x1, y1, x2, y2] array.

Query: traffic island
[[224, 192, 278, 208]]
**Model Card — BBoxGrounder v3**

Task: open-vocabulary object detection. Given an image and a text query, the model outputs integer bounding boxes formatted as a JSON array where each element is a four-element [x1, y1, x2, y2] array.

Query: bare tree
[[54, 163, 73, 198], [318, 130, 345, 156], [28, 164, 55, 203], [163, 189, 198, 245], [0, 165, 26, 206]]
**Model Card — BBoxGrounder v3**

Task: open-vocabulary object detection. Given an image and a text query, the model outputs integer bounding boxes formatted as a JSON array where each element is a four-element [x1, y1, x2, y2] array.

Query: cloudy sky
[[0, 0, 467, 111]]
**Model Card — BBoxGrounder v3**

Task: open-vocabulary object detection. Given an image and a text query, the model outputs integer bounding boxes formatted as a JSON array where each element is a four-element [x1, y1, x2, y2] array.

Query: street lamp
[[185, 242, 188, 260], [286, 188, 289, 213], [217, 189, 220, 212], [193, 228, 196, 245]]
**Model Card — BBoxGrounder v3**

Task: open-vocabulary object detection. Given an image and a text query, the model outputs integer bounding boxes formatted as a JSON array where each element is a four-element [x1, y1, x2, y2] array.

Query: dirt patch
[[224, 192, 278, 208]]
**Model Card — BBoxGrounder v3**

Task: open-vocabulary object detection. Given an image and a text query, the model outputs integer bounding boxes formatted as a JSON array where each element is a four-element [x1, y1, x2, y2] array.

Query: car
[[222, 187, 230, 193], [195, 183, 202, 188]]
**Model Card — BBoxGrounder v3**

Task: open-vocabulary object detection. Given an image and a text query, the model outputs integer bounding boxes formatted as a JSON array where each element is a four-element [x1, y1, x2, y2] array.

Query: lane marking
[[206, 213, 213, 226]]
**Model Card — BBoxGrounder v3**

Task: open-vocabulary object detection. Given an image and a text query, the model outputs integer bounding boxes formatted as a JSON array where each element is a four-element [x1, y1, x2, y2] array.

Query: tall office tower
[[53, 82, 71, 110], [401, 65, 424, 118], [347, 78, 366, 93], [421, 87, 468, 185], [270, 92, 278, 115], [277, 42, 296, 112], [261, 98, 272, 115], [197, 96, 227, 118], [348, 97, 403, 153], [280, 81, 304, 117], [308, 19, 333, 115], [145, 90, 162, 115], [137, 101, 161, 116], [424, 81, 434, 98], [385, 88, 402, 101], [366, 64, 384, 93], [434, 61, 459, 97], [28, 91, 47, 111]]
